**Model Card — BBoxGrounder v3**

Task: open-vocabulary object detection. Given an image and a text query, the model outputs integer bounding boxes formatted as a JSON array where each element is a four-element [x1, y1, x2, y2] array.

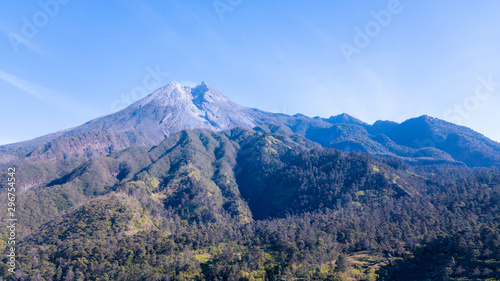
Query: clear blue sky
[[1, 0, 500, 145]]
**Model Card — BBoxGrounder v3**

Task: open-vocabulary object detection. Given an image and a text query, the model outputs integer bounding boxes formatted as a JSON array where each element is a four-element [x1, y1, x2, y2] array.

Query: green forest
[[1, 126, 499, 280]]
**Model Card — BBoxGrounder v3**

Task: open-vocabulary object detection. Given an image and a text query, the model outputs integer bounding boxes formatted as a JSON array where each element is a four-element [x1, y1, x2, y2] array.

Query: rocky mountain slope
[[1, 81, 499, 193], [0, 82, 264, 164]]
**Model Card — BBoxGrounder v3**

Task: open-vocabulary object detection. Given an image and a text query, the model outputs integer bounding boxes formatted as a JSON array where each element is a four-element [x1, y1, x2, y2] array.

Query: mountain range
[[1, 81, 499, 192], [1, 81, 500, 280]]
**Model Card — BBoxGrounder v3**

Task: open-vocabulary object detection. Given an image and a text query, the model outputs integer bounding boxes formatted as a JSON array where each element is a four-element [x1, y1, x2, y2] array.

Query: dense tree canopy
[[1, 127, 499, 280]]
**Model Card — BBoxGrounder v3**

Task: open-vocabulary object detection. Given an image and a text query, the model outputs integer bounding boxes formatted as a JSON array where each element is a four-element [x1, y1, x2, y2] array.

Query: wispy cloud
[[0, 69, 98, 118]]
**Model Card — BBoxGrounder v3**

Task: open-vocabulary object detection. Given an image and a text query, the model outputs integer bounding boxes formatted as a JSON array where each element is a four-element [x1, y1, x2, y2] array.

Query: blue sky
[[1, 0, 500, 145]]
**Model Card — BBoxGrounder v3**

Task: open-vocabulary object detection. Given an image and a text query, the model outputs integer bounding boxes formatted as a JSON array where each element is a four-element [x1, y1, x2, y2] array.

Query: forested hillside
[[1, 127, 499, 280]]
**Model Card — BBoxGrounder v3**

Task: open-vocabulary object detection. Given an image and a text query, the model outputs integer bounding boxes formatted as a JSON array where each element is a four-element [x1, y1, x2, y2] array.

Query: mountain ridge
[[1, 82, 500, 279], [6, 125, 500, 280], [1, 81, 499, 192]]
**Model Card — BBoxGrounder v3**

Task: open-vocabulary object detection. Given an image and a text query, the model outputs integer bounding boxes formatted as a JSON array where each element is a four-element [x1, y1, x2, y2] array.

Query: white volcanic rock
[[71, 81, 259, 145]]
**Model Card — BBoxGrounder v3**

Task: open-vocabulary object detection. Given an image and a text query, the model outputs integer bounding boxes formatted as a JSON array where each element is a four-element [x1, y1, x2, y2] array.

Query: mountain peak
[[2, 80, 499, 172], [140, 81, 228, 104], [416, 114, 433, 121], [324, 113, 366, 125], [89, 81, 258, 142], [190, 81, 228, 102]]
